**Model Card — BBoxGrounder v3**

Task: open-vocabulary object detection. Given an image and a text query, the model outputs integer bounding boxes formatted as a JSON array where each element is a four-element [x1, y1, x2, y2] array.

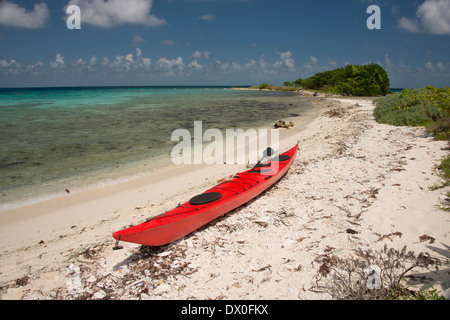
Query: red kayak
[[113, 144, 298, 246]]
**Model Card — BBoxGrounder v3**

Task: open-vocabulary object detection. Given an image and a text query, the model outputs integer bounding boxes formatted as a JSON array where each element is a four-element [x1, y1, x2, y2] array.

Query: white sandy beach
[[0, 96, 449, 300]]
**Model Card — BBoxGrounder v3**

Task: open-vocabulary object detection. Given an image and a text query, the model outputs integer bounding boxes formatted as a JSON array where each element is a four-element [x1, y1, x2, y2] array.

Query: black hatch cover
[[189, 192, 222, 205]]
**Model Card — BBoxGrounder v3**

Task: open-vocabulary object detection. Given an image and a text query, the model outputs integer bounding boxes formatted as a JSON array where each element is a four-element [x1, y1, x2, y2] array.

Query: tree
[[294, 63, 390, 96], [293, 78, 303, 86]]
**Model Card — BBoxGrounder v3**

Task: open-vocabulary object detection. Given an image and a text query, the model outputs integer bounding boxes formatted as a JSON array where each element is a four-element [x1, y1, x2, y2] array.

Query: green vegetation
[[436, 155, 450, 188], [374, 86, 450, 139], [249, 83, 275, 90], [257, 63, 390, 96], [388, 285, 446, 300], [375, 86, 450, 214], [298, 63, 390, 96], [250, 83, 298, 91], [432, 154, 450, 212]]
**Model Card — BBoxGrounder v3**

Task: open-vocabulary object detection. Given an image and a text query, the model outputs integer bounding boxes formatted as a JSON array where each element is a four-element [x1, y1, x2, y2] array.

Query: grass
[[431, 154, 450, 212], [374, 86, 450, 140], [436, 155, 450, 187]]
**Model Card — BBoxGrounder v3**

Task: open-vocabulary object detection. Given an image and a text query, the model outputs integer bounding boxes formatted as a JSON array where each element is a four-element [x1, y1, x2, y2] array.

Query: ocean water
[[0, 86, 316, 211]]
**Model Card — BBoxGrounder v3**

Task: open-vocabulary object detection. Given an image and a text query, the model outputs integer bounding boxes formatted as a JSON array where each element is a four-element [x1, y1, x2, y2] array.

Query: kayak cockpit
[[189, 192, 222, 205]]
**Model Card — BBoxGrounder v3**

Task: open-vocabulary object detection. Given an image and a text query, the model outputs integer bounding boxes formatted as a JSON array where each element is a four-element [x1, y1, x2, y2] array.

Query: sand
[[0, 96, 449, 300]]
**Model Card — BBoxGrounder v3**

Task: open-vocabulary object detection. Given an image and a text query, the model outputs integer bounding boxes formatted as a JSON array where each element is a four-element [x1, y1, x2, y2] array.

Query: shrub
[[258, 83, 274, 90], [311, 245, 444, 300], [374, 86, 450, 138]]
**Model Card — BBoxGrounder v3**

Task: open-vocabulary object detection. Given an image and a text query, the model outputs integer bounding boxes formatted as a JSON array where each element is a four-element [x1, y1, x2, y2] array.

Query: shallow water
[[0, 86, 316, 211]]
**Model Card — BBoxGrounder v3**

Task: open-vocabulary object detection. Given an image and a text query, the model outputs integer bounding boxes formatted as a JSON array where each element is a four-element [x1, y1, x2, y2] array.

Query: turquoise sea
[[0, 86, 316, 211]]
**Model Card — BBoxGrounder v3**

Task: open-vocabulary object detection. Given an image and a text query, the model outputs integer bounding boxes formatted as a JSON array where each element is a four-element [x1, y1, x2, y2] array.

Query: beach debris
[[419, 234, 435, 244], [254, 219, 269, 228], [65, 189, 70, 194], [274, 120, 294, 129], [15, 276, 30, 287], [252, 265, 272, 272], [346, 228, 359, 234], [368, 188, 379, 199], [376, 231, 403, 242], [314, 252, 337, 279]]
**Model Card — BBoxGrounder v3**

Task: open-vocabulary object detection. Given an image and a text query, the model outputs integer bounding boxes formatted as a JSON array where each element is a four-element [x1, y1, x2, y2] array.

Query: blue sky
[[0, 0, 449, 88]]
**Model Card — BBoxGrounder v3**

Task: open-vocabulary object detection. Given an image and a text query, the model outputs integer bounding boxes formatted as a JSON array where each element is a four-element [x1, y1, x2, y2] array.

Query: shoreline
[[0, 100, 318, 284], [0, 103, 317, 248], [1, 96, 449, 300]]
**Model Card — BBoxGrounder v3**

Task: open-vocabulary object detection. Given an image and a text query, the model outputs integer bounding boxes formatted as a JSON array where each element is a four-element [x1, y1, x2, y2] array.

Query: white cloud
[[66, 0, 167, 28], [108, 51, 148, 71], [258, 56, 267, 70], [132, 34, 147, 46], [156, 57, 185, 75], [188, 60, 203, 71], [199, 13, 215, 21], [0, 1, 49, 29], [2, 49, 449, 88], [192, 51, 211, 60], [391, 4, 400, 15], [300, 55, 344, 76], [89, 55, 97, 66], [244, 59, 256, 69], [109, 55, 130, 70], [73, 57, 98, 72], [89, 49, 152, 72], [327, 58, 338, 69], [398, 0, 450, 35], [50, 54, 65, 69], [437, 62, 446, 70], [425, 61, 435, 71], [384, 54, 394, 69], [142, 57, 151, 69], [274, 51, 296, 70], [0, 59, 16, 68], [0, 59, 23, 75], [231, 62, 242, 71], [216, 60, 229, 71], [398, 17, 421, 33], [75, 58, 86, 65], [125, 53, 134, 63], [26, 61, 44, 74], [163, 39, 176, 46], [304, 55, 319, 70]]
